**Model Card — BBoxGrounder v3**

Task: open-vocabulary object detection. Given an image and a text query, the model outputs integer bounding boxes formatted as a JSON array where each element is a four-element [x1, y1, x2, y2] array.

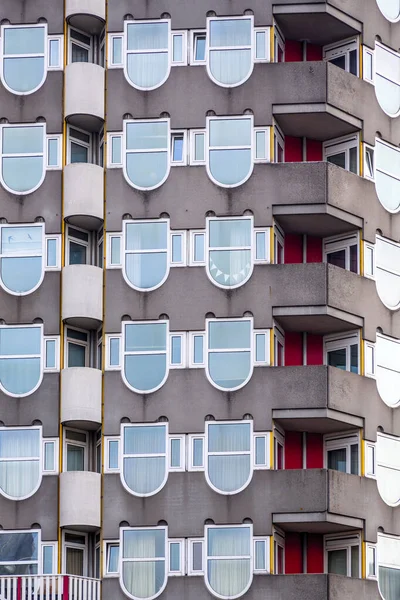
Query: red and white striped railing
[[0, 575, 101, 600]]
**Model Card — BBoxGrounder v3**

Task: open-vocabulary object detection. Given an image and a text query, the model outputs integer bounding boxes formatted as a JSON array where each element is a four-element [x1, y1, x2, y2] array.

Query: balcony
[[64, 163, 104, 229], [65, 63, 105, 131], [62, 264, 103, 329], [0, 575, 100, 600], [60, 471, 101, 530], [61, 367, 102, 428]]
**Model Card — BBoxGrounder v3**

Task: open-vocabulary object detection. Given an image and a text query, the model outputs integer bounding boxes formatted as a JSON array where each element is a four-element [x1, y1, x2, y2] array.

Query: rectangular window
[[274, 326, 285, 367], [323, 134, 359, 174], [45, 235, 61, 270], [274, 24, 285, 63], [274, 223, 284, 264], [188, 539, 204, 574], [44, 337, 59, 371], [274, 429, 285, 470], [254, 128, 270, 162], [169, 436, 185, 471], [42, 543, 57, 574], [363, 241, 375, 279], [64, 429, 88, 472], [46, 135, 62, 169], [364, 144, 374, 181], [63, 530, 88, 576], [68, 126, 92, 164], [324, 37, 359, 76], [190, 130, 206, 164], [105, 437, 120, 472], [65, 327, 89, 368], [66, 225, 91, 265], [324, 331, 359, 374], [106, 336, 121, 369], [254, 28, 269, 62], [168, 540, 184, 575], [170, 231, 186, 266], [171, 131, 187, 165], [190, 332, 205, 367], [108, 134, 123, 167], [365, 441, 376, 478], [107, 234, 122, 267], [254, 229, 270, 262], [172, 32, 187, 65], [170, 333, 185, 368], [254, 538, 269, 572], [325, 534, 361, 578], [323, 232, 359, 273], [364, 341, 375, 378], [274, 530, 285, 574], [325, 432, 360, 475], [48, 36, 63, 69], [105, 541, 119, 576], [366, 544, 377, 579], [69, 27, 92, 63], [109, 35, 123, 67], [43, 439, 58, 473], [189, 435, 205, 470], [254, 331, 270, 365], [189, 231, 206, 265], [254, 434, 269, 468], [190, 31, 206, 64], [363, 46, 374, 84]]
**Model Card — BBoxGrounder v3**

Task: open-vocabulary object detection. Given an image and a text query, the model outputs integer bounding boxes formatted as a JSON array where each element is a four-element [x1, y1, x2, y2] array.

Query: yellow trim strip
[[270, 126, 275, 163], [270, 329, 275, 366], [359, 42, 363, 80], [359, 140, 363, 178], [360, 333, 365, 377], [270, 25, 275, 63], [361, 538, 366, 579], [270, 535, 274, 574], [360, 237, 364, 277]]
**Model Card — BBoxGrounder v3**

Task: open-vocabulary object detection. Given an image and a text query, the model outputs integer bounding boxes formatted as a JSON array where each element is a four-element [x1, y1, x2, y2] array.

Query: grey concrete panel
[[66, 0, 105, 23], [64, 163, 104, 227], [0, 476, 58, 540], [102, 574, 380, 600], [0, 374, 60, 437], [0, 73, 64, 133], [60, 471, 101, 530], [0, 1, 64, 33], [61, 367, 102, 427], [65, 63, 105, 126], [62, 265, 103, 328], [0, 171, 62, 233], [0, 271, 60, 334]]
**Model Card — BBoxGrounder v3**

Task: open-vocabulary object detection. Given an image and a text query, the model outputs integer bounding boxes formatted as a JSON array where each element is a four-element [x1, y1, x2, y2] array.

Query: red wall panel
[[284, 136, 302, 162], [306, 44, 323, 61], [285, 332, 303, 366], [285, 533, 303, 574], [284, 234, 303, 263], [306, 139, 323, 161], [306, 334, 323, 365], [285, 40, 303, 62], [306, 433, 324, 469], [307, 534, 324, 573], [306, 236, 323, 262], [285, 431, 303, 469]]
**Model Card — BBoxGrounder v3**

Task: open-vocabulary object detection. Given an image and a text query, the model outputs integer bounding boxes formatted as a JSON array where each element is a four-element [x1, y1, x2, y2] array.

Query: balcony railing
[[0, 575, 100, 600]]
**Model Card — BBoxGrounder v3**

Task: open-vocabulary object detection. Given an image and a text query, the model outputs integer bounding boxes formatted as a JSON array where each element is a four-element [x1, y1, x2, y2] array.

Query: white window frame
[[324, 533, 361, 578], [44, 336, 60, 372], [170, 230, 187, 266], [366, 543, 377, 580], [364, 441, 376, 479], [105, 334, 121, 370], [106, 233, 122, 268], [254, 330, 271, 366], [107, 132, 123, 168], [108, 34, 123, 68], [168, 539, 185, 576], [187, 538, 204, 575], [324, 330, 360, 374], [189, 30, 206, 65], [0, 425, 43, 500], [104, 540, 119, 577], [0, 529, 42, 573], [67, 125, 92, 165], [188, 434, 205, 471], [47, 35, 63, 70], [363, 143, 374, 181], [363, 241, 375, 279], [364, 340, 375, 378], [253, 127, 270, 163], [63, 428, 89, 472], [324, 431, 360, 475], [0, 323, 44, 398], [45, 234, 62, 271], [254, 228, 271, 263], [62, 530, 88, 576], [189, 129, 206, 165], [42, 542, 57, 575], [188, 331, 205, 368], [43, 437, 59, 474], [169, 435, 185, 471], [0, 23, 48, 96], [323, 37, 359, 76], [362, 46, 374, 84], [46, 134, 62, 169], [253, 433, 270, 469], [323, 231, 359, 273], [323, 133, 360, 174], [171, 31, 187, 66], [65, 224, 91, 266], [169, 332, 187, 369], [253, 537, 270, 573], [254, 28, 270, 63], [171, 130, 188, 166], [65, 326, 90, 368], [68, 26, 93, 64], [104, 436, 120, 473], [189, 230, 206, 265]]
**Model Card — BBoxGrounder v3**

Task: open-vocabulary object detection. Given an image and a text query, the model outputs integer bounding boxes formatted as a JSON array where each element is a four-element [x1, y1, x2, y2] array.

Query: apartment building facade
[[0, 0, 399, 599]]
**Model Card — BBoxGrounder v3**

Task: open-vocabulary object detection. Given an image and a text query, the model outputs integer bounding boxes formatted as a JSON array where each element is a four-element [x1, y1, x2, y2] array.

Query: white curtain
[[208, 423, 251, 492], [207, 527, 251, 597], [123, 530, 165, 599], [0, 429, 40, 498], [210, 50, 251, 85], [123, 426, 166, 494], [209, 219, 252, 286], [127, 53, 168, 89], [379, 567, 400, 600]]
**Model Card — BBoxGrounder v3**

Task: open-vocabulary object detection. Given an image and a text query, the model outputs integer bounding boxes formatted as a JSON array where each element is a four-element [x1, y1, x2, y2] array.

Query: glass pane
[[1, 225, 42, 256], [209, 19, 252, 47], [126, 222, 167, 251], [125, 252, 167, 289], [194, 335, 204, 364], [127, 52, 169, 88], [349, 146, 358, 173], [122, 561, 165, 598], [193, 438, 203, 467], [255, 32, 266, 59], [350, 245, 358, 273], [126, 151, 168, 188], [45, 339, 56, 368], [112, 37, 122, 64], [195, 36, 206, 61], [171, 336, 182, 365], [127, 122, 168, 151], [0, 357, 40, 395], [350, 344, 358, 373], [170, 543, 180, 571], [327, 348, 346, 370], [70, 142, 88, 164], [327, 152, 346, 169], [364, 52, 373, 80], [208, 351, 251, 389], [66, 547, 84, 576], [170, 439, 181, 467], [209, 148, 252, 186], [208, 454, 251, 492], [111, 236, 121, 264], [329, 55, 346, 70], [123, 529, 165, 559], [349, 49, 357, 75], [3, 127, 43, 155], [208, 422, 251, 452], [43, 546, 54, 574], [2, 156, 43, 193], [327, 249, 346, 269], [67, 343, 86, 367], [328, 447, 347, 472], [194, 133, 205, 161], [66, 444, 85, 471], [3, 57, 45, 93], [255, 541, 266, 569], [255, 130, 266, 159], [173, 35, 183, 62], [255, 334, 266, 362], [108, 545, 119, 572], [109, 440, 119, 469], [208, 527, 250, 556], [255, 437, 266, 465], [4, 27, 45, 54], [192, 541, 203, 570], [1, 257, 42, 293], [209, 49, 252, 85], [0, 428, 40, 458], [0, 531, 39, 562], [44, 441, 55, 471], [351, 546, 359, 577], [172, 136, 184, 161], [124, 354, 167, 392], [210, 119, 252, 147], [255, 232, 267, 260], [71, 43, 89, 63], [209, 320, 251, 349], [110, 338, 120, 366], [127, 23, 168, 51], [351, 444, 359, 474], [69, 241, 87, 265], [328, 549, 347, 575], [0, 327, 41, 355], [112, 136, 122, 164], [172, 235, 182, 262], [47, 138, 58, 166], [124, 425, 166, 455], [125, 323, 166, 353], [375, 75, 400, 116], [209, 249, 251, 286], [194, 234, 205, 261], [49, 40, 60, 67], [209, 219, 251, 248], [123, 456, 166, 494]]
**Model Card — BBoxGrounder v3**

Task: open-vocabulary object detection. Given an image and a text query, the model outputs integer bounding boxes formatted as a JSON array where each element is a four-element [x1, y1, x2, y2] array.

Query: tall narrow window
[[1, 24, 47, 94], [206, 318, 253, 391], [0, 427, 41, 500], [0, 223, 44, 294], [206, 217, 253, 288], [377, 533, 400, 600], [206, 116, 253, 187], [64, 430, 88, 472], [122, 321, 169, 393], [121, 424, 168, 496], [375, 139, 400, 213], [0, 324, 43, 396], [63, 531, 87, 576], [123, 220, 169, 290], [120, 527, 167, 600], [0, 124, 46, 194], [375, 42, 400, 117], [124, 119, 170, 190], [205, 525, 252, 599], [69, 28, 92, 63], [124, 20, 171, 90], [206, 16, 254, 87], [375, 235, 400, 310]]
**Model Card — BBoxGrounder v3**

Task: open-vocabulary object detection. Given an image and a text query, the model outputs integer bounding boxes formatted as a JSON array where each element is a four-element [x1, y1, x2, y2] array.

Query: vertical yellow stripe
[[270, 329, 275, 366], [361, 438, 366, 477], [270, 26, 275, 62], [359, 42, 363, 80], [270, 429, 274, 470], [359, 140, 363, 177], [270, 126, 275, 163], [359, 237, 364, 277], [362, 539, 366, 579], [360, 332, 365, 376], [270, 536, 274, 573]]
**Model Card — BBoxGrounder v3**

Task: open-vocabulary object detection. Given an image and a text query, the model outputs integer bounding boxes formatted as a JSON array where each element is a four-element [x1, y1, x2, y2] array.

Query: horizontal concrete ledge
[[273, 202, 363, 230], [273, 3, 362, 33], [272, 408, 364, 429], [273, 305, 364, 335], [273, 102, 362, 130], [273, 511, 364, 533]]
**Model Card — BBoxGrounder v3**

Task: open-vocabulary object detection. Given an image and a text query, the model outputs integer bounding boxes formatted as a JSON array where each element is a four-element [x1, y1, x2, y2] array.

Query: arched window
[[375, 333, 400, 407], [122, 321, 169, 393], [0, 325, 43, 397], [205, 525, 252, 599], [376, 433, 400, 507], [123, 119, 170, 190], [206, 17, 254, 87], [375, 236, 400, 311], [0, 223, 44, 294], [375, 43, 400, 118], [122, 220, 169, 291], [120, 527, 167, 600], [206, 318, 253, 391], [0, 124, 46, 194], [0, 24, 47, 95], [206, 217, 253, 288], [121, 424, 168, 496], [375, 139, 400, 213], [206, 116, 253, 187], [0, 427, 41, 500], [376, 0, 400, 22], [205, 421, 253, 494], [124, 20, 171, 90], [378, 533, 400, 600]]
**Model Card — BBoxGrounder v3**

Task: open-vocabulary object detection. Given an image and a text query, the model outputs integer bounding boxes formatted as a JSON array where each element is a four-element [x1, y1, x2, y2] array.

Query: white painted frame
[[323, 133, 360, 174], [0, 222, 45, 295], [324, 330, 360, 374], [189, 30, 206, 65], [323, 37, 359, 76], [0, 425, 42, 500], [323, 231, 359, 273], [324, 533, 361, 577], [0, 323, 44, 397], [324, 430, 360, 474], [0, 529, 42, 573]]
